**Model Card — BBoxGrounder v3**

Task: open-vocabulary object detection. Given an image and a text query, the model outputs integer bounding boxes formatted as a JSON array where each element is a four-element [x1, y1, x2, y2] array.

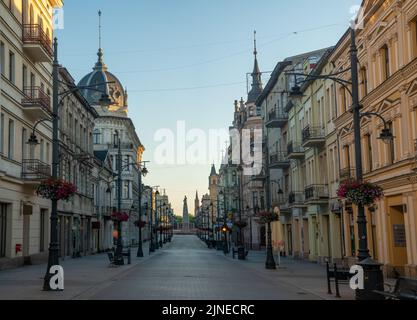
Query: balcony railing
[[302, 125, 325, 148], [22, 159, 51, 181], [339, 167, 356, 182], [288, 192, 305, 206], [304, 184, 329, 202], [269, 151, 290, 169], [22, 24, 53, 61], [22, 87, 51, 114], [266, 109, 288, 128], [287, 141, 305, 159]]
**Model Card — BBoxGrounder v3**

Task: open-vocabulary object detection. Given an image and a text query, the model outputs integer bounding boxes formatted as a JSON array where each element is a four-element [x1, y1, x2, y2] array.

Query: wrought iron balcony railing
[[302, 125, 325, 147], [266, 109, 288, 128], [22, 159, 51, 181], [304, 184, 329, 201], [287, 141, 305, 158], [288, 192, 305, 205], [22, 87, 51, 113], [269, 151, 290, 168], [22, 24, 53, 58]]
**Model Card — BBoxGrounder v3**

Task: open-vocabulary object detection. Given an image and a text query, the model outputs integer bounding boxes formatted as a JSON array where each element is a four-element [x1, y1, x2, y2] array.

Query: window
[[40, 139, 44, 162], [381, 45, 390, 81], [8, 51, 15, 83], [22, 128, 27, 160], [339, 86, 346, 114], [40, 209, 47, 252], [0, 113, 4, 154], [361, 67, 368, 97], [22, 65, 28, 91], [366, 134, 373, 172], [387, 121, 395, 165], [0, 203, 7, 257], [46, 143, 50, 164], [93, 130, 100, 144], [0, 42, 5, 76], [8, 119, 14, 159], [123, 181, 130, 199]]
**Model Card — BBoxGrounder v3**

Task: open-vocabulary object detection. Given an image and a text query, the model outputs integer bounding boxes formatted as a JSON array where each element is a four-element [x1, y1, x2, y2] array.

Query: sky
[[56, 0, 362, 216]]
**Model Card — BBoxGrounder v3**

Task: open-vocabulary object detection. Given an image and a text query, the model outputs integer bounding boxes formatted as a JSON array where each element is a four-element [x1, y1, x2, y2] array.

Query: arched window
[[93, 129, 101, 144]]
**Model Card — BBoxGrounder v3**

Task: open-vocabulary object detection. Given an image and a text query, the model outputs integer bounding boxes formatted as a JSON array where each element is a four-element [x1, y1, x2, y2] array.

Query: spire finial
[[98, 10, 102, 49], [253, 30, 257, 58]]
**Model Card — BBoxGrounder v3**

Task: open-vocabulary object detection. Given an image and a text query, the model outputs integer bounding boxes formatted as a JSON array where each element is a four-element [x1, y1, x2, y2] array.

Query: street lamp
[[154, 190, 160, 250], [219, 190, 229, 254], [135, 161, 149, 258]]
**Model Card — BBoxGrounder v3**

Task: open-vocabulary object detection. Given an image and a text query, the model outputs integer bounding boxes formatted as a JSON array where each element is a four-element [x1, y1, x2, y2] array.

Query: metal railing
[[287, 141, 304, 155], [22, 159, 51, 180], [304, 184, 329, 201], [268, 109, 288, 122], [22, 87, 51, 113], [22, 24, 53, 57], [302, 125, 325, 144], [270, 152, 289, 165], [288, 192, 305, 205]]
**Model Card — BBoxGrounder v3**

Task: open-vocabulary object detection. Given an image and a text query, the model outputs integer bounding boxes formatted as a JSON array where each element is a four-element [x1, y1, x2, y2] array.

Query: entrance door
[[0, 203, 8, 257], [260, 226, 266, 247], [303, 219, 310, 258], [388, 205, 407, 271], [286, 224, 292, 256]]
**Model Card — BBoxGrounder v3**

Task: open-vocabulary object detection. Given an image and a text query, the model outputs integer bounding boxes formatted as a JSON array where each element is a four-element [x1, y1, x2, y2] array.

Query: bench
[[326, 262, 351, 298], [374, 277, 417, 300], [107, 248, 131, 266], [232, 246, 249, 260]]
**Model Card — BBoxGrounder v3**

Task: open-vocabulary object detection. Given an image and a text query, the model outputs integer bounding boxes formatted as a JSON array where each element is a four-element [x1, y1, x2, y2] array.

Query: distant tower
[[183, 196, 189, 230], [209, 164, 219, 222], [194, 191, 199, 216]]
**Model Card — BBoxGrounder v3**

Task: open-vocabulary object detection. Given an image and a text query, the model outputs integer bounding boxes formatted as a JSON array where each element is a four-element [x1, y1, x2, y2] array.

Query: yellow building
[[333, 0, 417, 278]]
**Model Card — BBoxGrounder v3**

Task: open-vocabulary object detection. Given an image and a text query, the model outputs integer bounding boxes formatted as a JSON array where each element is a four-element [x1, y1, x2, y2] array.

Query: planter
[[111, 211, 129, 222], [36, 178, 76, 201], [337, 180, 384, 207], [134, 220, 146, 228]]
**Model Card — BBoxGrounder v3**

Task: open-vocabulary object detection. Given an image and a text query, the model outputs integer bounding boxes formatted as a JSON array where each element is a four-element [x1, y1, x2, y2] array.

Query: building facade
[[0, 0, 63, 269]]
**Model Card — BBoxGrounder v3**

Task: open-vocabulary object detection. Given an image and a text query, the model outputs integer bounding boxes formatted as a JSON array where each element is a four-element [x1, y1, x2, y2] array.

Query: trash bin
[[238, 246, 245, 260]]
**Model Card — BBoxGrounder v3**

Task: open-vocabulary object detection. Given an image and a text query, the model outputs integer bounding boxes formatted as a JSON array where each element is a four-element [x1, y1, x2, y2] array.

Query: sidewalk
[[0, 244, 163, 300], [216, 248, 356, 300]]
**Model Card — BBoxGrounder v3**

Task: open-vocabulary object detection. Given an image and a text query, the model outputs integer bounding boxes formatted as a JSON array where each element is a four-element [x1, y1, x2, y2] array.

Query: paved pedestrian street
[[0, 235, 353, 300]]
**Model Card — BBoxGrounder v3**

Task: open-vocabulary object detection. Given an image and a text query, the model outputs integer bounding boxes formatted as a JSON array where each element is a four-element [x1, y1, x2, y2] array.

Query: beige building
[[0, 0, 62, 269]]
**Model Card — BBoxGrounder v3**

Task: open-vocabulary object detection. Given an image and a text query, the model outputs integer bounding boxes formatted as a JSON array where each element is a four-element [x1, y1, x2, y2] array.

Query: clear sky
[[56, 0, 361, 216]]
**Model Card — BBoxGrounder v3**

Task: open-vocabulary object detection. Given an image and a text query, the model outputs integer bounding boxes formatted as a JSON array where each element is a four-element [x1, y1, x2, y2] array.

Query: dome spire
[[95, 10, 107, 70]]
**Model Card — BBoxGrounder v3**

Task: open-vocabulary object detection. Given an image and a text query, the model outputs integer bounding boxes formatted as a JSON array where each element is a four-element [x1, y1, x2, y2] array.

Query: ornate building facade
[[0, 0, 63, 269]]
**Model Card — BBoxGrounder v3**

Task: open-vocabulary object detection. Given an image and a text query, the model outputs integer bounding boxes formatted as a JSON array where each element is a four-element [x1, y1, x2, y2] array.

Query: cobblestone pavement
[[0, 235, 355, 300]]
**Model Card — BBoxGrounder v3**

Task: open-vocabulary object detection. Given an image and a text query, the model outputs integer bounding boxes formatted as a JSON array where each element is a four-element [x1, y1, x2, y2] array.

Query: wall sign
[[393, 224, 406, 247]]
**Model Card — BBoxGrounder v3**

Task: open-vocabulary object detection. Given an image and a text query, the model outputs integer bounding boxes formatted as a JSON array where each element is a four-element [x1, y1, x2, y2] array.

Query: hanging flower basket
[[256, 211, 279, 224], [235, 221, 248, 229], [36, 178, 77, 201], [337, 180, 384, 207], [134, 220, 146, 228], [111, 211, 129, 222]]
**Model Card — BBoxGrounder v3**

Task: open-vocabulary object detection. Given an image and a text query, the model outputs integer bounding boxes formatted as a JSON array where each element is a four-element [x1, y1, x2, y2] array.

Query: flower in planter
[[111, 211, 129, 222], [134, 220, 146, 228], [337, 180, 383, 207], [256, 211, 279, 224], [36, 178, 77, 201]]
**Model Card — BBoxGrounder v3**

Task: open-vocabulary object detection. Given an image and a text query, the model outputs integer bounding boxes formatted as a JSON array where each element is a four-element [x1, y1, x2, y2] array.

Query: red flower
[[111, 211, 129, 222], [36, 178, 77, 201]]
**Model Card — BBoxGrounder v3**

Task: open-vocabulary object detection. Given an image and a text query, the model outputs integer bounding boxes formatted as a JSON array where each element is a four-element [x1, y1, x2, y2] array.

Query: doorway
[[388, 205, 407, 273]]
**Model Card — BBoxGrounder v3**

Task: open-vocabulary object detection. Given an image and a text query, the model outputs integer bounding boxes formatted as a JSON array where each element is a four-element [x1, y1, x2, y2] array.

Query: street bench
[[326, 262, 351, 298], [107, 248, 131, 266], [374, 277, 417, 300], [232, 247, 249, 260]]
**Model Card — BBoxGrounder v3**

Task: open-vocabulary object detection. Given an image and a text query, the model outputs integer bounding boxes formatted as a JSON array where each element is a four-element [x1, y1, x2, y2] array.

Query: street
[[0, 235, 353, 300]]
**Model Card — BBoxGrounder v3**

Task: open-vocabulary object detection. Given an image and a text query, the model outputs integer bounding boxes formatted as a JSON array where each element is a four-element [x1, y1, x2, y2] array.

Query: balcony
[[265, 109, 288, 128], [21, 87, 51, 121], [288, 192, 306, 207], [269, 152, 290, 169], [287, 141, 305, 159], [22, 24, 53, 62], [21, 159, 51, 184], [284, 100, 294, 113], [302, 125, 325, 148], [304, 184, 329, 204], [272, 194, 290, 213], [339, 167, 356, 182]]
